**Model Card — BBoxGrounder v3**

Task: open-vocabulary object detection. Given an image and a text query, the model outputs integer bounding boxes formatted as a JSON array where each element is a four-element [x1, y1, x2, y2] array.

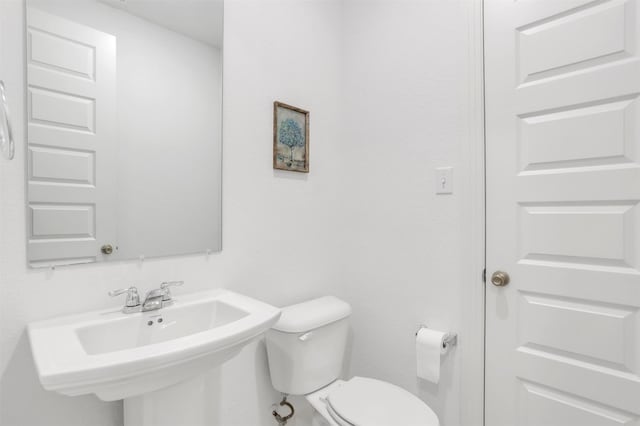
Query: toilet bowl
[[306, 377, 439, 426], [265, 296, 440, 426]]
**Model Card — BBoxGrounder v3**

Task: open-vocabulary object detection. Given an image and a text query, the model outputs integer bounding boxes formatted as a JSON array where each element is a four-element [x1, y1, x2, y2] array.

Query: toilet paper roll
[[416, 328, 447, 384]]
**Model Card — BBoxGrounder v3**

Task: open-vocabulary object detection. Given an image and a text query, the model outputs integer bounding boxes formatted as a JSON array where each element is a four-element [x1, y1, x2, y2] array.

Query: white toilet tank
[[265, 296, 352, 395]]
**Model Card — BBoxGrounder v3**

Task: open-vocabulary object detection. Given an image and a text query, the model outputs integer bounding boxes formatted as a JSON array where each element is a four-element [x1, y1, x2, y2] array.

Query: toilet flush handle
[[298, 331, 313, 341]]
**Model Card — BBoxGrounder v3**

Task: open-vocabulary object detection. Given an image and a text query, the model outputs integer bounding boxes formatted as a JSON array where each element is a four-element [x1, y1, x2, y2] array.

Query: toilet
[[265, 296, 440, 426]]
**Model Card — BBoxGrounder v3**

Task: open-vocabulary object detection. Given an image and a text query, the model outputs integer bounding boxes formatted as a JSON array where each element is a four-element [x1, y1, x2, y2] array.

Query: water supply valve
[[272, 395, 295, 425]]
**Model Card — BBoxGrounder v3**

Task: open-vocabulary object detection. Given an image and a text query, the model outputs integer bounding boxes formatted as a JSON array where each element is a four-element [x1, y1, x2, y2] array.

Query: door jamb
[[459, 0, 486, 425]]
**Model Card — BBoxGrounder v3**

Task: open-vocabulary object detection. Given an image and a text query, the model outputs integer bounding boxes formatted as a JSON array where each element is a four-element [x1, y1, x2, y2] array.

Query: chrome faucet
[[142, 288, 165, 311], [109, 281, 184, 314]]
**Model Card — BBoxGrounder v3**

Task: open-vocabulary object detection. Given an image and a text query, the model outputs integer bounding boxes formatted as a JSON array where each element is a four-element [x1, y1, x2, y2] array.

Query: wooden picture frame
[[273, 101, 309, 173]]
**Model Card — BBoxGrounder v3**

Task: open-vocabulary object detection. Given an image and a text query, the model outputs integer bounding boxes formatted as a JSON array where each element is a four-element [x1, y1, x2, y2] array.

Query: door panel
[[518, 380, 637, 426], [29, 146, 95, 185], [485, 0, 640, 424], [29, 87, 96, 131], [29, 27, 96, 79], [26, 8, 116, 267]]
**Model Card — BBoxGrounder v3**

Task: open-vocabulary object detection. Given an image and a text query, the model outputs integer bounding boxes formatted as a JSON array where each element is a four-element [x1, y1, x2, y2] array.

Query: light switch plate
[[435, 167, 453, 194]]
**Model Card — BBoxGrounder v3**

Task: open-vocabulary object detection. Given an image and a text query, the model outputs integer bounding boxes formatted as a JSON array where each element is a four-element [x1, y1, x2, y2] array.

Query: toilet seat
[[323, 377, 439, 426]]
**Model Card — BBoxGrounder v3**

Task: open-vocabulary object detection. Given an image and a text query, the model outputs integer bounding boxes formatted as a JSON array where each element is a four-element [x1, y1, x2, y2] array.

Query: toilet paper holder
[[415, 325, 458, 350]]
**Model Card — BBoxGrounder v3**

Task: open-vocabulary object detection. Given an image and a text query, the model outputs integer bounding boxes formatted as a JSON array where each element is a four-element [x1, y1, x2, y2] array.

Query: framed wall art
[[273, 101, 309, 173]]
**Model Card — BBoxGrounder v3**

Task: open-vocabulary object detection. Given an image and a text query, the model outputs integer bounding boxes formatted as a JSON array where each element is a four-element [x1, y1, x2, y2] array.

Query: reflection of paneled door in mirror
[[27, 8, 116, 267]]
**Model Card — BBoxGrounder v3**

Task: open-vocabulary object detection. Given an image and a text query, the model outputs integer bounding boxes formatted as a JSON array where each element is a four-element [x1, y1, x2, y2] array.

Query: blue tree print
[[279, 118, 305, 163]]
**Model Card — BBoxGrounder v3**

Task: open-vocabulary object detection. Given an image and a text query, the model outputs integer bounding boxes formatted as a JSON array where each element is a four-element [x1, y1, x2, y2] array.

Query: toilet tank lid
[[272, 296, 352, 333]]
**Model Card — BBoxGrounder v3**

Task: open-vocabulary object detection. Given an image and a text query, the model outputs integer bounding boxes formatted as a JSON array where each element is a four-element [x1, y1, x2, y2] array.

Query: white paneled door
[[26, 8, 116, 267], [485, 0, 640, 425]]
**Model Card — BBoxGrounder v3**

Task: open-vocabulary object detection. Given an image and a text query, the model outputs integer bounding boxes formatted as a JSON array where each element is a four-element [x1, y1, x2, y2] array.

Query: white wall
[[0, 0, 344, 424], [1, 0, 483, 425], [340, 1, 482, 425]]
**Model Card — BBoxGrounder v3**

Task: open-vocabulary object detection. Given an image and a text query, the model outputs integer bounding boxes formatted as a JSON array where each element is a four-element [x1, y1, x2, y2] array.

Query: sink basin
[[76, 299, 248, 355], [28, 289, 281, 401]]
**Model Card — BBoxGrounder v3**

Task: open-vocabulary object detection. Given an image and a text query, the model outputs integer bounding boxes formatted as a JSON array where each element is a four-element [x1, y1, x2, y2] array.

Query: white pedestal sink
[[28, 289, 281, 426]]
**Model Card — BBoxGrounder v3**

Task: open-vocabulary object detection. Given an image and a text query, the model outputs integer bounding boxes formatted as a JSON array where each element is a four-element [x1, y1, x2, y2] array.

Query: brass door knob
[[101, 244, 113, 255], [491, 270, 510, 287]]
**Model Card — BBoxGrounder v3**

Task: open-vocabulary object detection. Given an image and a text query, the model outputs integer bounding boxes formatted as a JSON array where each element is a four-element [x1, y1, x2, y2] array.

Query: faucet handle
[[160, 281, 183, 301], [109, 286, 140, 307]]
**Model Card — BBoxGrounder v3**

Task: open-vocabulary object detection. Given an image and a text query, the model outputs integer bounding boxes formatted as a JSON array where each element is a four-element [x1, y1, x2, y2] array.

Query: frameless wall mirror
[[25, 0, 223, 267]]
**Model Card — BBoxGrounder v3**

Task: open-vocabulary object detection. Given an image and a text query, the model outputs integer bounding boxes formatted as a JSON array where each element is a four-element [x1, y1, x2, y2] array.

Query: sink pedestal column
[[124, 368, 221, 426]]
